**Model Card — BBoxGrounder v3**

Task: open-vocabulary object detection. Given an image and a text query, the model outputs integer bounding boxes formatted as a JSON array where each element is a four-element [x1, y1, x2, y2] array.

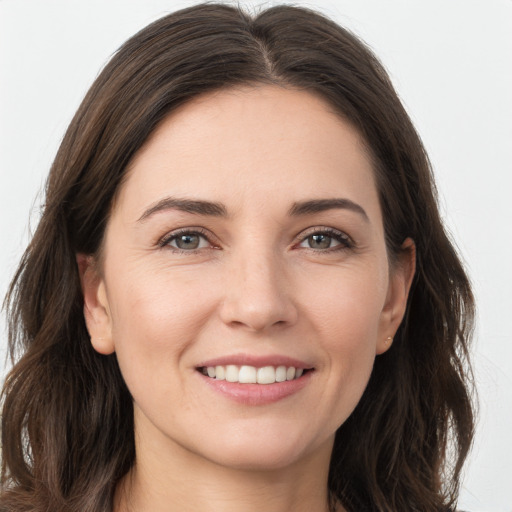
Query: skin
[[79, 85, 415, 512]]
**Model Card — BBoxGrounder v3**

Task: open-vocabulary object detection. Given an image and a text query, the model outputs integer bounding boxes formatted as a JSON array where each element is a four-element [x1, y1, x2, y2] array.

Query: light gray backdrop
[[1, 1, 511, 510]]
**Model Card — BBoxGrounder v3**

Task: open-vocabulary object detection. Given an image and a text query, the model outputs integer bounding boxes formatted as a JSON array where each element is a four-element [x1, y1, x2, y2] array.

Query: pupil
[[310, 234, 331, 249], [177, 234, 200, 249]]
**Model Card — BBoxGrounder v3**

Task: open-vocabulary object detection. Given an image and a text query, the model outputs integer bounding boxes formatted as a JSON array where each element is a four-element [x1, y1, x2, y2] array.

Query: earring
[[385, 336, 393, 345]]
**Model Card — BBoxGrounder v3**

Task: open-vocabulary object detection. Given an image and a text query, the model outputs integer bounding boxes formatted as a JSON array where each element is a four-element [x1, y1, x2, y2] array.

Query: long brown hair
[[1, 4, 474, 511]]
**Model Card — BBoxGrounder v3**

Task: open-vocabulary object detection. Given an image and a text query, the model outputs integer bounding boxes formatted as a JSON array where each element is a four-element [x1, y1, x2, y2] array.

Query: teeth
[[215, 365, 225, 380], [239, 365, 257, 384], [202, 365, 307, 384], [275, 366, 287, 382], [257, 366, 275, 384], [225, 365, 239, 383]]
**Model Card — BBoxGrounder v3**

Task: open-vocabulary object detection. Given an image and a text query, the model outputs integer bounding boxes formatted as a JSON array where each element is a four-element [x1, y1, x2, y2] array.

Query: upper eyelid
[[158, 227, 216, 247], [294, 226, 353, 243]]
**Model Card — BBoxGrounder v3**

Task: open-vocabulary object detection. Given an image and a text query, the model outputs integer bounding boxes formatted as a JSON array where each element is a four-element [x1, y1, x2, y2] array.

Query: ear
[[76, 253, 115, 355], [376, 238, 416, 354]]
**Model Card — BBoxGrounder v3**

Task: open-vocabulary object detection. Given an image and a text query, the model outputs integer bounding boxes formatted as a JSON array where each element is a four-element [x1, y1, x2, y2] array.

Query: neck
[[114, 416, 341, 512]]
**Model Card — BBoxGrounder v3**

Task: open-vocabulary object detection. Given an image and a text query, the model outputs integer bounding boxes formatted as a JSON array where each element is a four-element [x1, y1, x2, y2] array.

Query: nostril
[[218, 276, 298, 332]]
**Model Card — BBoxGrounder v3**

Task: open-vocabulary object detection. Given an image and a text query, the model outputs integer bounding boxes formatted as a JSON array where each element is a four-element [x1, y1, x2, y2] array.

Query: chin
[[185, 422, 333, 472], [204, 444, 310, 472]]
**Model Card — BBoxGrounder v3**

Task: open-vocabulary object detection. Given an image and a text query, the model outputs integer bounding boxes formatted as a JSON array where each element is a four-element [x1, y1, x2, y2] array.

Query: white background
[[0, 1, 511, 510]]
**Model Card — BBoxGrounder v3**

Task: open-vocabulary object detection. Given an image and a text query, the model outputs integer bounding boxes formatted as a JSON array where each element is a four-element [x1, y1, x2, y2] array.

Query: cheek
[[105, 264, 219, 387], [320, 293, 381, 378], [304, 261, 387, 345], [304, 266, 387, 409]]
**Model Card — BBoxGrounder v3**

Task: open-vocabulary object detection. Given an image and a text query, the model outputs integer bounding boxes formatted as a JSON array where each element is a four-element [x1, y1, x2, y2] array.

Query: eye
[[297, 228, 353, 251], [160, 229, 213, 252]]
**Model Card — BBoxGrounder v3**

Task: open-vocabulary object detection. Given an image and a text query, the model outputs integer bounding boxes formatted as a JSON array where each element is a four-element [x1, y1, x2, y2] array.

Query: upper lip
[[196, 354, 314, 370]]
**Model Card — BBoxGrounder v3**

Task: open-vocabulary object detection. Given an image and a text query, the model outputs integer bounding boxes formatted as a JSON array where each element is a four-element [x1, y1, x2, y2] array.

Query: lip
[[195, 353, 315, 406], [198, 370, 313, 405], [196, 353, 314, 370]]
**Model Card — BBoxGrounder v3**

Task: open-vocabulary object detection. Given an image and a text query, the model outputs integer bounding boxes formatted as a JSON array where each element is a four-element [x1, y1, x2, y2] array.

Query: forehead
[[118, 85, 380, 219]]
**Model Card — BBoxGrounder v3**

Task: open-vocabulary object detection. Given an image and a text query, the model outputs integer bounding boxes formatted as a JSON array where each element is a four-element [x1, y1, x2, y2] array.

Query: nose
[[219, 248, 298, 333]]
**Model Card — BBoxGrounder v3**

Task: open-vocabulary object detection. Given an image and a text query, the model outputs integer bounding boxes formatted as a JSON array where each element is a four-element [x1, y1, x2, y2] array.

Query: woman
[[1, 3, 474, 511]]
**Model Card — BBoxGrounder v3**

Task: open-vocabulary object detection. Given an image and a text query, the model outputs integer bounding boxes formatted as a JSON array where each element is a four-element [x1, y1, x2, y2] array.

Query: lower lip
[[198, 371, 312, 405]]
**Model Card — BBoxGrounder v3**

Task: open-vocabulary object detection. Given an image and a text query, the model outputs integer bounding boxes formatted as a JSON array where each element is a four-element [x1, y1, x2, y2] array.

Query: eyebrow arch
[[137, 197, 228, 222], [288, 198, 369, 222]]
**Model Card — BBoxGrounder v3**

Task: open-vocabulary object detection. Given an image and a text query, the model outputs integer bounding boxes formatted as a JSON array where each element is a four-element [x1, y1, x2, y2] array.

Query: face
[[81, 86, 413, 473]]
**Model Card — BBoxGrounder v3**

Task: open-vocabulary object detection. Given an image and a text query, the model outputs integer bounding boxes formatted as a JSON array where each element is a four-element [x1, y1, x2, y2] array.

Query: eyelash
[[158, 228, 217, 253], [158, 226, 354, 254], [294, 227, 354, 252]]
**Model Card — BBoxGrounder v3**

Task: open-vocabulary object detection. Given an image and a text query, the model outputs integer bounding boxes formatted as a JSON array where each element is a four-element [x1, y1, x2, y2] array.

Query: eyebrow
[[137, 196, 369, 223], [288, 198, 369, 222], [137, 197, 227, 222]]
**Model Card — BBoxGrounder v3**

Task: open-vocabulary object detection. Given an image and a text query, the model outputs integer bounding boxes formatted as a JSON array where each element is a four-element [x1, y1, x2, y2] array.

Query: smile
[[199, 365, 307, 384]]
